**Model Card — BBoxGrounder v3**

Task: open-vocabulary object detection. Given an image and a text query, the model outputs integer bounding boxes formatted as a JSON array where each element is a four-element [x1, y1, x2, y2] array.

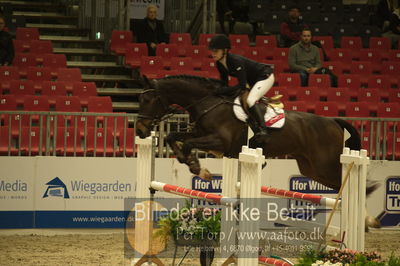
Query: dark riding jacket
[[215, 53, 272, 96], [0, 30, 14, 65]]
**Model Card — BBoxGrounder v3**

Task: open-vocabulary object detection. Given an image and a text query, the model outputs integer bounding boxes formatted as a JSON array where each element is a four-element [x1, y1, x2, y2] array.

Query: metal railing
[[0, 111, 398, 160]]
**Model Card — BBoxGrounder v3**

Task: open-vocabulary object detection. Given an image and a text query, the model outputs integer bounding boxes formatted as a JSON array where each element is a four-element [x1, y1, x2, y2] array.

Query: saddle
[[239, 91, 284, 115]]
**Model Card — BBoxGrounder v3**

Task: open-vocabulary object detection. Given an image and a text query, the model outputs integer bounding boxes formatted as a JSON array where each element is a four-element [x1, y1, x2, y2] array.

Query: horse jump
[[133, 134, 369, 265]]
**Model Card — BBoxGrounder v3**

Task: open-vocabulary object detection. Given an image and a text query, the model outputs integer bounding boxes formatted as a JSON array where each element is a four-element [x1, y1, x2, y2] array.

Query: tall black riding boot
[[248, 105, 268, 137]]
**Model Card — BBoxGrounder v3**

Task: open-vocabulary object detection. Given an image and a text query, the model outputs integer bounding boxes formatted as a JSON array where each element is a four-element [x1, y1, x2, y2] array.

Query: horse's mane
[[159, 74, 224, 89]]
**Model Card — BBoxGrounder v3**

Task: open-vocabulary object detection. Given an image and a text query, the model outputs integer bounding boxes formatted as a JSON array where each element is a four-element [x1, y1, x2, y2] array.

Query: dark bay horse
[[136, 75, 377, 196]]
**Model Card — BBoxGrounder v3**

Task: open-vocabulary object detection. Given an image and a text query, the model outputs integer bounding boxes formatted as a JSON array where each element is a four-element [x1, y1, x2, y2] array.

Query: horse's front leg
[[181, 134, 225, 180], [165, 132, 196, 163]]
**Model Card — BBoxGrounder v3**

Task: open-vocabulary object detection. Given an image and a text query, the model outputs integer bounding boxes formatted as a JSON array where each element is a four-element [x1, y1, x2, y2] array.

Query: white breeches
[[246, 74, 275, 107]]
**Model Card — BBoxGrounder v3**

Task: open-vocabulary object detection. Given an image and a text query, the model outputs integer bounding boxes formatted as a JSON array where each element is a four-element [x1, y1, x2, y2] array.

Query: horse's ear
[[141, 75, 152, 89]]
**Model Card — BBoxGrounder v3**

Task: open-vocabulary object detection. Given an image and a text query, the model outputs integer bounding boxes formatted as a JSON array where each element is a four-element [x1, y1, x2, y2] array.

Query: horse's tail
[[334, 118, 379, 196], [334, 118, 361, 150]]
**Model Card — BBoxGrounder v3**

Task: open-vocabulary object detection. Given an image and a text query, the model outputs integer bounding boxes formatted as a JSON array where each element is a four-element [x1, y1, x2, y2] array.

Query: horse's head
[[136, 76, 170, 138]]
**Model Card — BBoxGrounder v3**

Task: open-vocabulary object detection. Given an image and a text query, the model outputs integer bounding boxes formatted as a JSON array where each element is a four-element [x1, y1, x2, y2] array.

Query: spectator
[[135, 5, 168, 56], [280, 6, 308, 48], [288, 29, 337, 87], [0, 15, 14, 66], [375, 0, 398, 30], [382, 8, 400, 48]]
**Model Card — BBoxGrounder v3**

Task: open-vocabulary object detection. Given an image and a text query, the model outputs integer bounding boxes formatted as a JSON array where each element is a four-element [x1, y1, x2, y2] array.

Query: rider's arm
[[216, 62, 229, 86]]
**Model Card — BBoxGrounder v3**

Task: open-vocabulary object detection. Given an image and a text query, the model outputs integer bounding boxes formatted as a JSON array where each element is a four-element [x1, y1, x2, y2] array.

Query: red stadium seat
[[20, 127, 46, 155], [338, 74, 361, 89], [385, 132, 400, 160], [85, 127, 118, 156], [345, 102, 370, 118], [12, 53, 37, 69], [359, 49, 382, 63], [29, 40, 53, 54], [140, 56, 164, 79], [369, 37, 391, 50], [16, 27, 39, 40], [277, 73, 301, 87], [360, 132, 375, 158], [0, 126, 18, 155], [110, 30, 133, 55], [170, 57, 194, 71], [273, 48, 289, 61], [13, 39, 30, 53], [381, 61, 400, 75], [72, 82, 97, 97], [156, 44, 178, 69], [27, 66, 52, 81], [350, 61, 373, 75], [199, 58, 219, 77], [295, 86, 321, 102], [55, 127, 83, 156], [198, 33, 215, 46], [125, 43, 148, 68], [313, 36, 334, 49], [308, 74, 331, 88], [314, 102, 339, 117], [9, 80, 36, 95], [388, 50, 400, 61], [377, 102, 400, 118], [41, 81, 67, 96], [54, 96, 82, 127], [367, 75, 392, 89], [340, 36, 362, 49], [327, 49, 352, 63], [388, 89, 400, 103], [327, 87, 350, 109], [255, 35, 278, 48], [170, 32, 192, 45], [0, 66, 19, 80], [43, 54, 67, 69], [229, 34, 249, 48], [323, 61, 344, 76], [0, 95, 17, 110], [185, 45, 208, 69], [119, 127, 135, 156], [245, 47, 267, 61], [284, 101, 308, 112], [357, 88, 380, 102], [88, 96, 113, 113], [57, 68, 82, 82], [23, 95, 49, 111]]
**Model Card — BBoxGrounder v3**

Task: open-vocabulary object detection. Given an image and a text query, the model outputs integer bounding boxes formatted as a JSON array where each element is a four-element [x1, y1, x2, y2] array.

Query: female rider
[[208, 34, 275, 137]]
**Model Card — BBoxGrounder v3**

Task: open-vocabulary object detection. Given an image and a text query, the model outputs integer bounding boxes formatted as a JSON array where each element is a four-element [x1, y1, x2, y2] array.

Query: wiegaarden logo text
[[43, 177, 131, 198]]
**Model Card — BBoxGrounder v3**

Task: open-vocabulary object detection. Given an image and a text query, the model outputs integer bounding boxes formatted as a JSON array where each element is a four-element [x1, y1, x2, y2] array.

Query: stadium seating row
[[268, 86, 399, 103], [0, 66, 82, 82], [0, 80, 97, 96], [0, 95, 112, 113], [110, 30, 400, 56], [0, 125, 135, 157]]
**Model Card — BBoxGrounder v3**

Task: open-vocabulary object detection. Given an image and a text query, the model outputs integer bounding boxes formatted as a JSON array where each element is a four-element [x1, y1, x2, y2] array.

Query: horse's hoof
[[199, 168, 213, 181], [365, 215, 381, 229]]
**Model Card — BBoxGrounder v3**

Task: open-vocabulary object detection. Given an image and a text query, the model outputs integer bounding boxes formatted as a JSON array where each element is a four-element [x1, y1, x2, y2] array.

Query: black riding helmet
[[208, 34, 231, 50]]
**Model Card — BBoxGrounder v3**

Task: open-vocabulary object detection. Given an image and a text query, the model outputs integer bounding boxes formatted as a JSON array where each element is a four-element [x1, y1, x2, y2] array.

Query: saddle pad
[[233, 97, 285, 128]]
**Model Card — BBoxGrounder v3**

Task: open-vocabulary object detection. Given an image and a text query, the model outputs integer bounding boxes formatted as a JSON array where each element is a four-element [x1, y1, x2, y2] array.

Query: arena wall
[[0, 157, 398, 228]]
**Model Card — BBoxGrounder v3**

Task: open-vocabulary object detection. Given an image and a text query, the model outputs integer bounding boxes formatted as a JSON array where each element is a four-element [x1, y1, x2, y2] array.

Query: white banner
[[0, 157, 35, 211], [129, 0, 165, 20]]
